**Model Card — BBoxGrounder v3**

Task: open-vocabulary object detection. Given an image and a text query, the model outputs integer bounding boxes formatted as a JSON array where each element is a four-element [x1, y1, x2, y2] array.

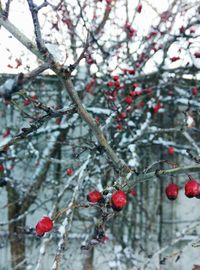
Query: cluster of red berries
[[23, 95, 38, 106], [35, 189, 129, 236], [125, 23, 137, 39], [165, 177, 200, 200], [35, 176, 199, 237], [87, 190, 127, 211], [85, 79, 96, 94]]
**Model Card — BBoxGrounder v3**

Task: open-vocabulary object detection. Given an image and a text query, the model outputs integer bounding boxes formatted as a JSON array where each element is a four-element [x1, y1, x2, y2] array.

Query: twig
[[0, 105, 76, 154], [183, 131, 200, 156], [27, 0, 44, 50]]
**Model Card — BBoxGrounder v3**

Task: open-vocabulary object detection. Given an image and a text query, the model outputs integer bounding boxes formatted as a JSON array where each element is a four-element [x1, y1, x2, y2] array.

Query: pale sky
[[0, 0, 198, 75]]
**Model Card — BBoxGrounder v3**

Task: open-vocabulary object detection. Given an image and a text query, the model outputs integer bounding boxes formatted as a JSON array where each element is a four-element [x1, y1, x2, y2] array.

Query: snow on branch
[[0, 63, 50, 99], [125, 164, 200, 188], [51, 159, 90, 270], [0, 105, 76, 154], [20, 131, 64, 213]]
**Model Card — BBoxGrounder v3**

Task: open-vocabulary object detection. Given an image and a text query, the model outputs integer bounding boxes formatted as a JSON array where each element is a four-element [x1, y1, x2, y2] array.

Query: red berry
[[160, 10, 171, 22], [66, 168, 73, 176], [114, 81, 120, 88], [87, 191, 102, 203], [23, 99, 31, 106], [168, 147, 175, 155], [194, 52, 200, 58], [153, 101, 161, 113], [95, 116, 100, 124], [124, 96, 133, 105], [111, 190, 127, 211], [190, 28, 195, 34], [107, 81, 113, 87], [137, 3, 142, 13], [55, 117, 61, 125], [147, 31, 157, 39], [130, 90, 141, 97], [128, 69, 135, 75], [132, 83, 139, 89], [106, 5, 111, 11], [170, 56, 180, 62], [179, 26, 185, 34], [103, 235, 109, 242], [185, 179, 199, 198], [122, 68, 135, 75], [85, 85, 93, 94], [117, 112, 127, 121], [137, 101, 145, 108], [116, 123, 123, 130], [31, 95, 38, 100], [2, 129, 10, 138], [192, 87, 198, 95], [85, 54, 94, 64], [195, 184, 200, 199], [0, 164, 4, 173], [35, 216, 53, 236], [130, 188, 137, 197], [112, 75, 119, 81], [165, 183, 178, 200]]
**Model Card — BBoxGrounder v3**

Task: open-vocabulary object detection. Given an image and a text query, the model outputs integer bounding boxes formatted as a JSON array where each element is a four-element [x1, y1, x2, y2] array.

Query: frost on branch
[[0, 0, 200, 269]]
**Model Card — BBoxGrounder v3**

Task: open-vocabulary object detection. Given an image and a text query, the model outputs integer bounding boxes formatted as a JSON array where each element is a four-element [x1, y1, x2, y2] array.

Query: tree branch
[[27, 0, 44, 50], [0, 105, 76, 154], [57, 77, 131, 176], [126, 164, 200, 188], [0, 63, 50, 99], [20, 131, 65, 213]]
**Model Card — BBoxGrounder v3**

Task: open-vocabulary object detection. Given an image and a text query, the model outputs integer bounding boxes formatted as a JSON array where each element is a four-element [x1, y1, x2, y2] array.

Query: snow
[[32, 131, 60, 180], [51, 261, 57, 270], [177, 98, 200, 107], [128, 144, 136, 152], [128, 144, 139, 167], [0, 137, 10, 148], [39, 245, 45, 255], [109, 261, 117, 267], [87, 107, 112, 115], [58, 225, 65, 235], [0, 78, 15, 96], [187, 115, 194, 127], [127, 120, 135, 127]]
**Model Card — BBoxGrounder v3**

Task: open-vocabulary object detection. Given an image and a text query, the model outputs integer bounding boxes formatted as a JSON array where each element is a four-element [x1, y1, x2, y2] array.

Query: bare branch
[[0, 63, 50, 99], [0, 105, 76, 154], [27, 0, 44, 50], [57, 77, 131, 176]]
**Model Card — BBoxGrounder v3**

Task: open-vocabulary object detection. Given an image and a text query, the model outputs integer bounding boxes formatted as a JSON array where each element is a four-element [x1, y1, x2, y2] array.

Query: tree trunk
[[84, 249, 94, 270], [7, 185, 26, 270]]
